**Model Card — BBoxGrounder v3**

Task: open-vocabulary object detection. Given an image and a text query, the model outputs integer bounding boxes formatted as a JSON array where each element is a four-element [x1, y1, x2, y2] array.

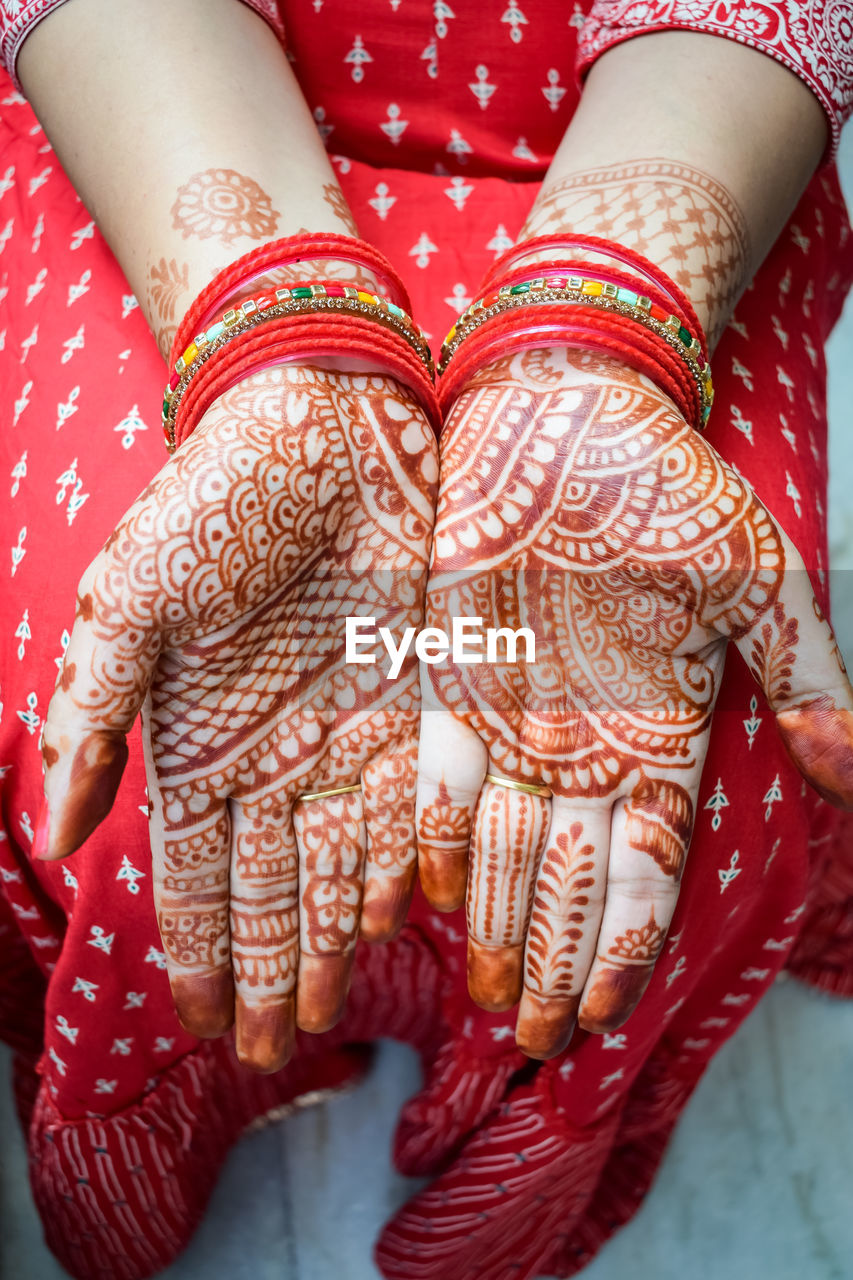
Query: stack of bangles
[[162, 231, 712, 453], [161, 232, 438, 453], [437, 233, 713, 431]]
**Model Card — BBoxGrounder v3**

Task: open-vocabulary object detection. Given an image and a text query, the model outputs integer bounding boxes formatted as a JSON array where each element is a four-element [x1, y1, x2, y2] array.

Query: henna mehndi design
[[40, 363, 438, 1070], [521, 160, 750, 345], [421, 347, 853, 1057], [171, 168, 281, 244]]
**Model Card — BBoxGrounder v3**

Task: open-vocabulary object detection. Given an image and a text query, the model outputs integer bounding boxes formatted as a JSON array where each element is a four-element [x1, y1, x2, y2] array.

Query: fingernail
[[171, 970, 235, 1039], [578, 966, 653, 1034], [296, 954, 353, 1033], [32, 801, 52, 860], [235, 995, 295, 1073], [467, 938, 524, 1011], [515, 990, 581, 1060], [359, 867, 416, 943]]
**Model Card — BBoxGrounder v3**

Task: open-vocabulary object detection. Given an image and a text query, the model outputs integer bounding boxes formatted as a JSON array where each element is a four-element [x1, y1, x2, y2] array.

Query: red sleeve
[[576, 0, 852, 158], [0, 0, 287, 93]]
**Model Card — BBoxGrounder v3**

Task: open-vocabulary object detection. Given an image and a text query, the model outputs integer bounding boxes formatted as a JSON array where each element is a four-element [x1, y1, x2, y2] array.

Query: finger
[[515, 803, 611, 1059], [416, 700, 488, 911], [360, 743, 418, 943], [146, 742, 234, 1040], [729, 533, 853, 808], [35, 560, 160, 860], [577, 777, 694, 1033], [293, 787, 366, 1034], [466, 774, 550, 1012], [229, 798, 299, 1072]]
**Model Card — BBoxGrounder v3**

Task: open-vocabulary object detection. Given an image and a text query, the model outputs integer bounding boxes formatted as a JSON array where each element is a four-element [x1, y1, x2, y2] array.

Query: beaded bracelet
[[171, 232, 413, 365], [163, 284, 434, 451], [439, 277, 713, 427], [481, 233, 707, 361], [170, 313, 440, 452]]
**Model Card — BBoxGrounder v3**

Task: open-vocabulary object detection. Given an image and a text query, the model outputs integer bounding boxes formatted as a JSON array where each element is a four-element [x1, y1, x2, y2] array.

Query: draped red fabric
[[1, 4, 852, 1277]]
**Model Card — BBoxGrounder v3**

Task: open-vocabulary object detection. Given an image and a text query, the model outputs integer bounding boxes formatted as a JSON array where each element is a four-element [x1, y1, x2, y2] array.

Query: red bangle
[[171, 233, 412, 367], [482, 234, 707, 363], [173, 312, 439, 449], [437, 304, 699, 426]]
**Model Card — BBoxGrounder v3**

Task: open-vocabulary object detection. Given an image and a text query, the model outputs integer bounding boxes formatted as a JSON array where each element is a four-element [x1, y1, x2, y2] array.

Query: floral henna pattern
[[417, 779, 473, 906], [170, 168, 280, 244], [42, 363, 438, 1068], [521, 159, 750, 345]]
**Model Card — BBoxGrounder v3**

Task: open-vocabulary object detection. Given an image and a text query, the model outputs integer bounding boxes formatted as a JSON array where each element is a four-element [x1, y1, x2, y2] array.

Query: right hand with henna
[[33, 363, 438, 1071]]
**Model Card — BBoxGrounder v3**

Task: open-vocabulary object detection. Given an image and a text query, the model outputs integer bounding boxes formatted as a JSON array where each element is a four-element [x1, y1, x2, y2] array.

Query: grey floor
[[2, 130, 853, 1280]]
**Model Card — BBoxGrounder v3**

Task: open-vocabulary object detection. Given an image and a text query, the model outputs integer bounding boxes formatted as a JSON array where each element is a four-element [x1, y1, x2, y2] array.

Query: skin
[[17, 0, 372, 362], [19, 6, 848, 1067], [414, 32, 843, 1055], [35, 364, 438, 1070], [418, 348, 853, 1058]]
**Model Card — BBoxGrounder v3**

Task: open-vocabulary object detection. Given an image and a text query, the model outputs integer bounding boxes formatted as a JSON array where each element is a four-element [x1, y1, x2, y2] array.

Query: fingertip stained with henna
[[359, 867, 416, 942], [171, 969, 235, 1039], [235, 994, 295, 1073], [296, 953, 353, 1034], [467, 937, 524, 1011], [777, 696, 853, 810], [578, 966, 653, 1034], [515, 990, 581, 1059], [48, 730, 128, 859]]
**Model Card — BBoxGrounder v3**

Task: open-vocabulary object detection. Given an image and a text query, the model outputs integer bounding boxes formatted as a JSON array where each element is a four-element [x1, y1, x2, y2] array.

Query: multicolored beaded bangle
[[162, 284, 434, 451], [439, 277, 713, 426]]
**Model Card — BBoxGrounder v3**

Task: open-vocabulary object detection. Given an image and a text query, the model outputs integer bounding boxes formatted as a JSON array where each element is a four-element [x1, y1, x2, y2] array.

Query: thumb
[[34, 559, 161, 860], [732, 536, 853, 810]]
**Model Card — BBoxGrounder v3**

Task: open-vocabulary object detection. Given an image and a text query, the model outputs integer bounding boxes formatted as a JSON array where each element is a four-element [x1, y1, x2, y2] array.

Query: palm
[[418, 347, 853, 1058], [41, 364, 438, 1070]]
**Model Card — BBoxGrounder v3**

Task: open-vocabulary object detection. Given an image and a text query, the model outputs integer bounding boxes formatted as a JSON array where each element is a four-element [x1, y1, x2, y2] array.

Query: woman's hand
[[417, 348, 853, 1059], [36, 363, 438, 1071]]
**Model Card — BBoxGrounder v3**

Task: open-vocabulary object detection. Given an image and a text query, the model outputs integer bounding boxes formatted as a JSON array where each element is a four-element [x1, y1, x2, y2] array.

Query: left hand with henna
[[417, 347, 853, 1060]]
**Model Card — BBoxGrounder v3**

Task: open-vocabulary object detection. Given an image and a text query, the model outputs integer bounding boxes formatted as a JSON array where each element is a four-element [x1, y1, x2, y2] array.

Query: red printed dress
[[1, 3, 852, 1278]]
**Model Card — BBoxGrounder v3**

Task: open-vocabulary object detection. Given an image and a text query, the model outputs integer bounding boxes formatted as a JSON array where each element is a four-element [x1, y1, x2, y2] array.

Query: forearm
[[521, 33, 828, 346], [18, 0, 361, 359]]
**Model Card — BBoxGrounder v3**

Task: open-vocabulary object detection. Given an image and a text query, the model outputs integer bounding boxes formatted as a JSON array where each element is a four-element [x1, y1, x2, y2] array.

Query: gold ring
[[296, 783, 362, 803], [485, 773, 552, 798]]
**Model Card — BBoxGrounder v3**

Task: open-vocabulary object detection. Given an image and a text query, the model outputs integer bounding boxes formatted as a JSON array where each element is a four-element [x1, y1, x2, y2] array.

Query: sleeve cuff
[[576, 1, 852, 163]]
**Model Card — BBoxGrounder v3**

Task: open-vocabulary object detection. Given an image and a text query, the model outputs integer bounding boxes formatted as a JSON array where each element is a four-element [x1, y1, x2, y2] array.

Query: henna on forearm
[[19, 0, 368, 369], [520, 160, 750, 348]]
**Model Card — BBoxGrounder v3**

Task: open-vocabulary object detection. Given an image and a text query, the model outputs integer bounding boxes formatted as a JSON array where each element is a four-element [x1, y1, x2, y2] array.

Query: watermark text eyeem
[[346, 616, 536, 680]]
